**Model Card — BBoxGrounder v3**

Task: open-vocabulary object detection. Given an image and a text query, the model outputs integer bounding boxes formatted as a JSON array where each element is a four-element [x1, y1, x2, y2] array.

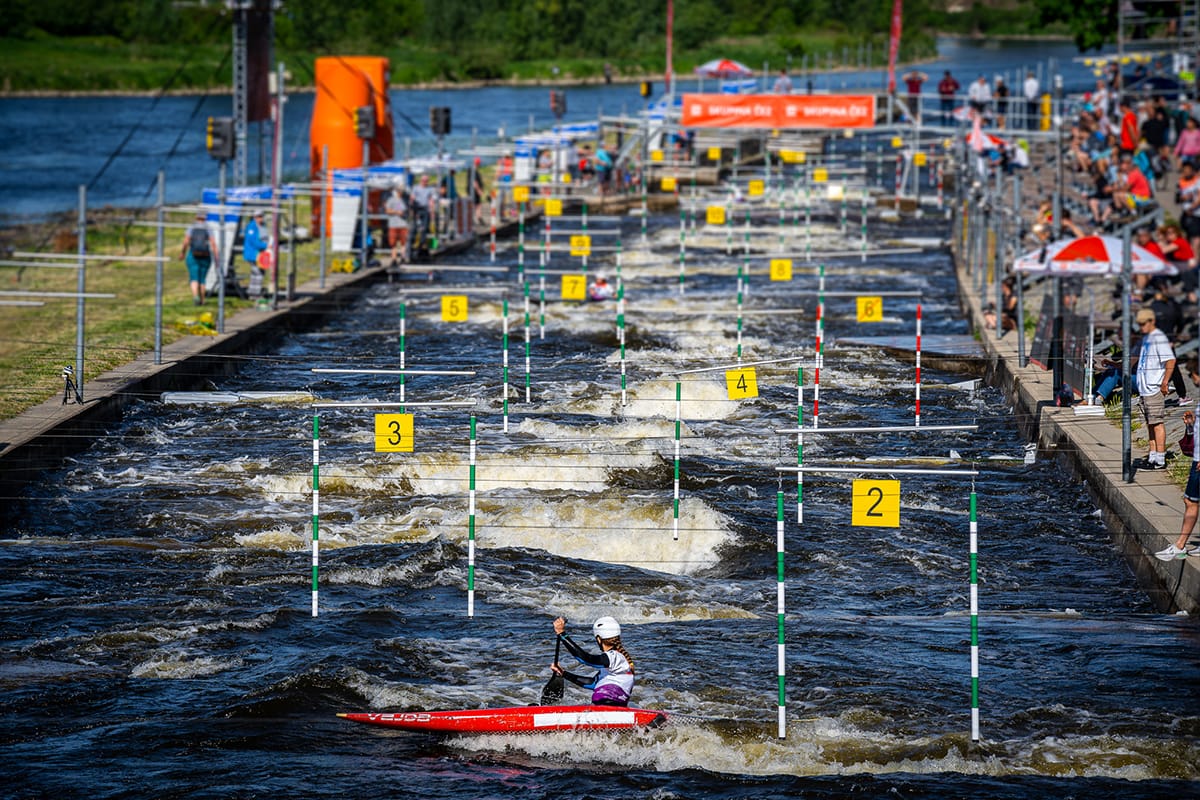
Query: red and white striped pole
[[489, 192, 497, 262]]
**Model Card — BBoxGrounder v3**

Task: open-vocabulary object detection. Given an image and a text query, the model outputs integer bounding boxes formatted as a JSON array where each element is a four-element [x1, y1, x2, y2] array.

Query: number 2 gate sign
[[851, 479, 900, 527]]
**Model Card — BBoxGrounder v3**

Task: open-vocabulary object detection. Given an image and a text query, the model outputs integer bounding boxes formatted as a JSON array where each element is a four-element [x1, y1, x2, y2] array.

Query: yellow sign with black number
[[661, 176, 677, 192], [780, 150, 806, 164], [856, 296, 883, 322], [441, 295, 468, 322], [706, 205, 726, 225], [725, 367, 759, 400], [545, 198, 562, 216], [569, 235, 591, 256], [852, 479, 900, 527], [892, 136, 904, 148], [769, 258, 793, 281], [748, 179, 764, 197], [561, 274, 587, 301], [707, 146, 721, 161], [813, 168, 828, 183], [374, 413, 414, 453], [650, 149, 664, 162], [914, 152, 928, 167], [513, 185, 530, 203]]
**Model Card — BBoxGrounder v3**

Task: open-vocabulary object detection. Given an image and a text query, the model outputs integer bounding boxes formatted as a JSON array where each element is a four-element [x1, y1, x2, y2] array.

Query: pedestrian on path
[[1135, 307, 1175, 472], [181, 212, 216, 306], [1157, 364, 1200, 559]]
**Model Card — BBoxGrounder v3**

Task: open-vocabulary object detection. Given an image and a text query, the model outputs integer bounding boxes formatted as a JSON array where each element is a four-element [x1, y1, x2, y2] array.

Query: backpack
[[189, 226, 211, 258]]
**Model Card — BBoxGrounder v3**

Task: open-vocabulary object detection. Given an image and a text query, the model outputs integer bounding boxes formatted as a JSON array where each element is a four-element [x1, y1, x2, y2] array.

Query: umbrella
[[966, 114, 1006, 153], [693, 58, 754, 79], [1012, 235, 1177, 276]]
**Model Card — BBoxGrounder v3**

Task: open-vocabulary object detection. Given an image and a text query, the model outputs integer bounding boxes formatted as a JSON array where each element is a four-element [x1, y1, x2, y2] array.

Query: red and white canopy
[[693, 59, 755, 79], [1013, 235, 1177, 276]]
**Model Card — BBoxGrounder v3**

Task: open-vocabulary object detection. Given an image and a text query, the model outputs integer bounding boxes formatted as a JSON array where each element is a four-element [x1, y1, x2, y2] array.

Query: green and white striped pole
[[840, 166, 848, 235], [861, 138, 869, 262], [641, 162, 648, 244], [311, 414, 320, 617], [581, 199, 589, 272], [539, 217, 548, 339], [467, 415, 477, 617], [804, 165, 812, 262], [518, 200, 526, 284], [678, 187, 687, 295], [673, 380, 682, 541], [616, 236, 628, 407], [399, 300, 407, 408], [776, 487, 787, 738], [725, 192, 733, 256], [524, 280, 532, 403], [969, 482, 980, 741], [502, 297, 510, 432]]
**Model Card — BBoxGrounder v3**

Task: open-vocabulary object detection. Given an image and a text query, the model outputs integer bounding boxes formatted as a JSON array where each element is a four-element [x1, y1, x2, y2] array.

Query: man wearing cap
[[1135, 307, 1176, 471]]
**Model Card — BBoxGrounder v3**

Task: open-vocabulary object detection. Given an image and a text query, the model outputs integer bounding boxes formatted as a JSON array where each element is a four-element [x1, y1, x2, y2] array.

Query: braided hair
[[599, 635, 634, 673]]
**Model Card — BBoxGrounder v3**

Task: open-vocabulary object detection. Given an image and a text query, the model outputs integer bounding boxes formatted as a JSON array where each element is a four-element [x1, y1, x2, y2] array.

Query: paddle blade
[[540, 673, 565, 704]]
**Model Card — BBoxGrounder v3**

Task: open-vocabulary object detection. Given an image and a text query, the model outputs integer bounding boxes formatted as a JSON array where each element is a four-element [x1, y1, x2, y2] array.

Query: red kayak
[[338, 704, 667, 734]]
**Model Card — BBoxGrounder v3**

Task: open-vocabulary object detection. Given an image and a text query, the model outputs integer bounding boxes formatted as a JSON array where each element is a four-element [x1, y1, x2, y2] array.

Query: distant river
[[0, 37, 1119, 222]]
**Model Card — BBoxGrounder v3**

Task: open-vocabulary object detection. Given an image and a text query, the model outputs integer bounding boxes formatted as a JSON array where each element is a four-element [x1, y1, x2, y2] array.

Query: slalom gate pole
[[937, 154, 945, 212], [969, 483, 980, 741], [796, 367, 804, 524], [581, 200, 589, 272], [737, 258, 745, 363], [538, 230, 547, 340], [518, 200, 526, 283], [489, 193, 497, 262], [776, 487, 787, 739], [915, 302, 923, 426], [616, 237, 628, 406], [468, 416, 477, 617], [678, 187, 687, 294], [673, 380, 682, 541], [524, 280, 532, 403], [813, 264, 825, 429], [840, 168, 848, 235], [894, 148, 903, 212], [641, 166, 648, 244], [399, 300, 407, 408], [860, 174, 869, 263], [804, 167, 812, 262], [725, 193, 733, 256], [311, 414, 320, 617], [502, 297, 510, 433], [778, 175, 787, 254]]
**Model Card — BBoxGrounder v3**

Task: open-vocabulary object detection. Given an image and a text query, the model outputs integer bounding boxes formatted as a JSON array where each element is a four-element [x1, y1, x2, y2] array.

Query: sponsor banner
[[681, 94, 876, 129]]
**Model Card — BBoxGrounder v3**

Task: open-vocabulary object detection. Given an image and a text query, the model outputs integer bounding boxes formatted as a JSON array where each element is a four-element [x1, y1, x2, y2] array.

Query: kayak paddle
[[540, 633, 565, 704]]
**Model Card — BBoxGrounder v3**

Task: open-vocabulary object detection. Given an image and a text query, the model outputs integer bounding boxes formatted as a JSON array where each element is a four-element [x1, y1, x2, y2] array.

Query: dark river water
[[3, 176, 1198, 798]]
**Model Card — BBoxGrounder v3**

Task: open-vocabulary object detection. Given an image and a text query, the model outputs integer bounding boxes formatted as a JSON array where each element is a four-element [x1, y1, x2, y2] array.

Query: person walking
[[1157, 364, 1200, 559], [1134, 308, 1175, 472], [181, 211, 216, 306], [384, 186, 409, 266]]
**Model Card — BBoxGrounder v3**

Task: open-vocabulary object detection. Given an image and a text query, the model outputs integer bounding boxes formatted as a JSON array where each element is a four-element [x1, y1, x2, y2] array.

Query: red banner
[[681, 94, 877, 129], [887, 0, 903, 94]]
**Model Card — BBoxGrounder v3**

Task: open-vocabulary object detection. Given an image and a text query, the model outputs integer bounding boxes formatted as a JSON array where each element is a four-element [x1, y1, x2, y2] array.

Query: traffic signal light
[[430, 106, 451, 136], [354, 105, 376, 140], [550, 90, 567, 117], [206, 116, 235, 161], [639, 81, 652, 98]]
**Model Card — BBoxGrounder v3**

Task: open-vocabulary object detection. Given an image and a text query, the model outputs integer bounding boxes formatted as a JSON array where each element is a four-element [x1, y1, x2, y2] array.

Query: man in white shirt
[[967, 75, 992, 118], [1135, 307, 1176, 471], [1023, 72, 1039, 130], [773, 69, 793, 94]]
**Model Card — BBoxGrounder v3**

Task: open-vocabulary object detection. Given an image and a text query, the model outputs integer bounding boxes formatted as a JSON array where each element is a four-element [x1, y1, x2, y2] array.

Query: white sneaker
[[1155, 544, 1189, 561]]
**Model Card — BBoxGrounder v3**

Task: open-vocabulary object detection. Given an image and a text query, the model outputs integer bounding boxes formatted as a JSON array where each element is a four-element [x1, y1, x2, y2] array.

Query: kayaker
[[550, 616, 635, 707]]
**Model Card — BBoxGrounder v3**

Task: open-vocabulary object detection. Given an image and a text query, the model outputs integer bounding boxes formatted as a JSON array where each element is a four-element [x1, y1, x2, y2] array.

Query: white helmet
[[592, 616, 621, 639]]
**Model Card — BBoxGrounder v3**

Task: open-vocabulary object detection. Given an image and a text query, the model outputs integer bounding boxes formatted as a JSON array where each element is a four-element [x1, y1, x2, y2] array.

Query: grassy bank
[[0, 202, 326, 421], [1, 31, 940, 94]]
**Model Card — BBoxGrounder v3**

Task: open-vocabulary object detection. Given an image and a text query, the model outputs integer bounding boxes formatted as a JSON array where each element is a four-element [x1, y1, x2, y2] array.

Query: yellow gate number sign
[[851, 479, 900, 527], [661, 176, 677, 192], [570, 234, 592, 256], [442, 295, 468, 322], [650, 149, 664, 162], [374, 413, 414, 453], [780, 150, 805, 164], [708, 146, 721, 160], [561, 274, 587, 301], [769, 258, 793, 281], [513, 185, 530, 203], [813, 168, 828, 183], [725, 367, 758, 400], [856, 296, 883, 322], [706, 205, 726, 225], [892, 136, 904, 148], [914, 152, 928, 167], [748, 179, 764, 197], [545, 198, 562, 216]]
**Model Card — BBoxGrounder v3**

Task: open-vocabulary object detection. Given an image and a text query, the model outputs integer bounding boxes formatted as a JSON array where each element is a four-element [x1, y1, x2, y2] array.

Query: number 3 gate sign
[[374, 413, 414, 453], [851, 479, 900, 527]]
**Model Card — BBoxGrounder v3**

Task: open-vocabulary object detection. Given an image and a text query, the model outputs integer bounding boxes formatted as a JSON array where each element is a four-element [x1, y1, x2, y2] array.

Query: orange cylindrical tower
[[311, 56, 395, 230]]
